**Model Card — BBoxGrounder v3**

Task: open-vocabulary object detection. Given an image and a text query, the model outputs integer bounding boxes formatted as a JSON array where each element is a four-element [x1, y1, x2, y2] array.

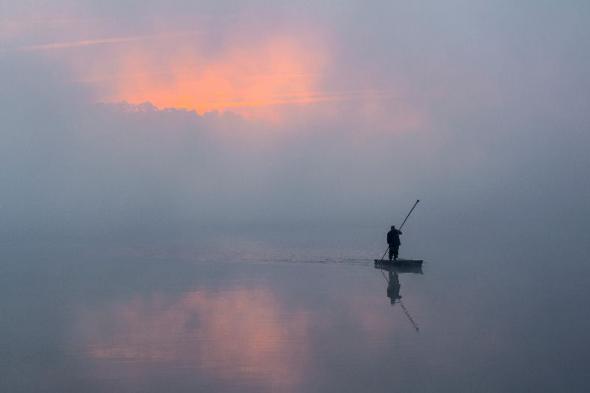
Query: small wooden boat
[[375, 258, 423, 265], [374, 258, 424, 274]]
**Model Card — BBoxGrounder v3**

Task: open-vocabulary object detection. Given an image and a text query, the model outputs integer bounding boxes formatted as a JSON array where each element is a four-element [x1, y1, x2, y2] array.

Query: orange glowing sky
[[5, 12, 426, 128], [70, 33, 332, 119]]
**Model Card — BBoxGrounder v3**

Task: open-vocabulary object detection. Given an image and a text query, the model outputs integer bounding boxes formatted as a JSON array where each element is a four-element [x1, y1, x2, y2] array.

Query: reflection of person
[[387, 225, 402, 261], [387, 271, 401, 305]]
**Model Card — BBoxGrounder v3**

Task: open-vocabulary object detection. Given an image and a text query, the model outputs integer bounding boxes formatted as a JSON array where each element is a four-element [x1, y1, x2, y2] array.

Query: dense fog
[[1, 1, 589, 247]]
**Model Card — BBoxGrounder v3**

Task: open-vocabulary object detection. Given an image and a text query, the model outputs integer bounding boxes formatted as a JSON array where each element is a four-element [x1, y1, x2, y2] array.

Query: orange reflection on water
[[77, 288, 309, 390]]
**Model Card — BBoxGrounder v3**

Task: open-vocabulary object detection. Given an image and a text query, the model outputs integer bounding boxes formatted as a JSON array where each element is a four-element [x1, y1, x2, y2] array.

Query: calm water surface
[[1, 226, 589, 392]]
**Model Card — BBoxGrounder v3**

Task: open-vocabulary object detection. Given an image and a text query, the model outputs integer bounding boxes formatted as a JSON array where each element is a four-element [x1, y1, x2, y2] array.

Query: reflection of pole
[[399, 300, 420, 332], [380, 270, 420, 333]]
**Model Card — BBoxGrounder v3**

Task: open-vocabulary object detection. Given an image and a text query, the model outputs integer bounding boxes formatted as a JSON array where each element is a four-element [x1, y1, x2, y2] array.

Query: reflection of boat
[[374, 260, 423, 332], [374, 259, 423, 274]]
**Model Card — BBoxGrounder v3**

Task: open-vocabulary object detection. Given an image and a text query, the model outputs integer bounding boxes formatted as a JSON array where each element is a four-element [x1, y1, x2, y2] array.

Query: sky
[[1, 0, 589, 240]]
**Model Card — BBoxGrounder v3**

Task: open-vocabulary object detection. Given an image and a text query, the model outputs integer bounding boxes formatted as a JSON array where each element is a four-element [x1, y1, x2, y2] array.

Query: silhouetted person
[[387, 225, 402, 261], [387, 271, 401, 305]]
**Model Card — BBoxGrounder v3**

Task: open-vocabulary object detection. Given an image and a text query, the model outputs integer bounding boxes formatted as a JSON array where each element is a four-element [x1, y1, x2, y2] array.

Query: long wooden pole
[[399, 199, 420, 230], [378, 246, 389, 262]]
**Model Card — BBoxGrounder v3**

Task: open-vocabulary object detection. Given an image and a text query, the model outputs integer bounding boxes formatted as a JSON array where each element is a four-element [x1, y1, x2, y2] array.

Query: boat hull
[[374, 259, 424, 274]]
